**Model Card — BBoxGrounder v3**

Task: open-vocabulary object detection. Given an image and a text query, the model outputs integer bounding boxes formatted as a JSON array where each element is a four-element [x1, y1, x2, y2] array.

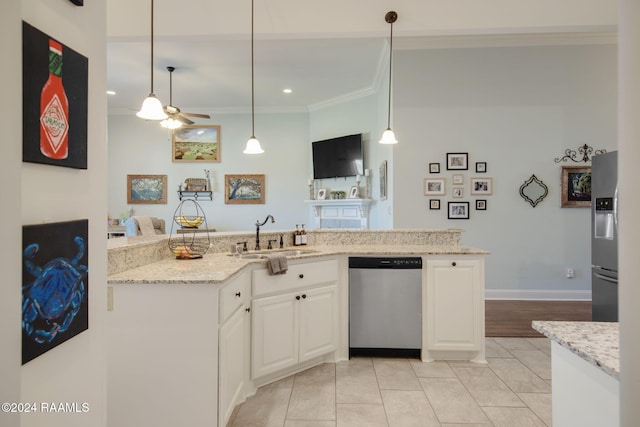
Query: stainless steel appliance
[[348, 256, 422, 358], [591, 151, 618, 321]]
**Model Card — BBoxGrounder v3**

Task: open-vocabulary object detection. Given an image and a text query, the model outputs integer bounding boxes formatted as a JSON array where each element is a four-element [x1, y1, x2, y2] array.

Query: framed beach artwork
[[172, 125, 221, 162], [225, 174, 265, 204], [127, 174, 168, 204]]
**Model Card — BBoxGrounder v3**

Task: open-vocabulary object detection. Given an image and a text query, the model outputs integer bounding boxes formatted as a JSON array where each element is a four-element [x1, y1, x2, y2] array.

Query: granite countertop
[[107, 244, 488, 285], [532, 320, 619, 380]]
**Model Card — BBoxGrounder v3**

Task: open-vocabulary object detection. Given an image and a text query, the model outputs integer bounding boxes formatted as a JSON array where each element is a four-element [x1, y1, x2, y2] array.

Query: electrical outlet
[[566, 268, 575, 279]]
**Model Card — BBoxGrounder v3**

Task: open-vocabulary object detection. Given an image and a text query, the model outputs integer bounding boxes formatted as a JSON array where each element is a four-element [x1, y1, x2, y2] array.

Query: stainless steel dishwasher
[[349, 256, 422, 358]]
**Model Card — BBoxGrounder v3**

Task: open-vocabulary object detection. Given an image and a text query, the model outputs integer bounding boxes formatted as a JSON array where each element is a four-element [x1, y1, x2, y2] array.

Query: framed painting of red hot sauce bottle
[[22, 21, 88, 169]]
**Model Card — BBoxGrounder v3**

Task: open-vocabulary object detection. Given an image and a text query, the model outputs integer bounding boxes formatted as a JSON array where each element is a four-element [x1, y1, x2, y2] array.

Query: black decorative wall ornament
[[519, 174, 548, 207], [554, 144, 606, 163]]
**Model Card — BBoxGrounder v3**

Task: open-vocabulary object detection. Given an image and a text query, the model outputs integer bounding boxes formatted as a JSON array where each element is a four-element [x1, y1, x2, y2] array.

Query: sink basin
[[229, 249, 318, 259]]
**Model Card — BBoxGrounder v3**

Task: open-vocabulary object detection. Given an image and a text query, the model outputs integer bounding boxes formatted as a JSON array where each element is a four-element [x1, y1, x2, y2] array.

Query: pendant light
[[136, 0, 167, 121], [379, 11, 398, 144], [243, 0, 264, 154]]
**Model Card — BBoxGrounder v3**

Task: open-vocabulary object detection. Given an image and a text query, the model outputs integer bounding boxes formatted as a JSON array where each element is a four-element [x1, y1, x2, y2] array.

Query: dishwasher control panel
[[349, 257, 422, 269]]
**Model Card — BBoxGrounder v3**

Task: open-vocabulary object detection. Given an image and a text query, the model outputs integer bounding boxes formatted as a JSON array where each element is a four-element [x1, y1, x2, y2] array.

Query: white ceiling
[[106, 0, 617, 117]]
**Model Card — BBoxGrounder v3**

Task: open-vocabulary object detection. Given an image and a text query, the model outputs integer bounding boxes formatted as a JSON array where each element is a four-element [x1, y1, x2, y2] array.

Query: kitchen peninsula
[[107, 229, 488, 427], [532, 321, 620, 427]]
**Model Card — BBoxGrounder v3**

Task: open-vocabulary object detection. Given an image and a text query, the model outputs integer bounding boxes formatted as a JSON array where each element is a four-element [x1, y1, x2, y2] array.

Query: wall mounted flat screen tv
[[312, 133, 364, 179]]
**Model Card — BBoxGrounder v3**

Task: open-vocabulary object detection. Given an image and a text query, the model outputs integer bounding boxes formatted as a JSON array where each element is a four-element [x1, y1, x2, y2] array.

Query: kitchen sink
[[229, 249, 318, 259]]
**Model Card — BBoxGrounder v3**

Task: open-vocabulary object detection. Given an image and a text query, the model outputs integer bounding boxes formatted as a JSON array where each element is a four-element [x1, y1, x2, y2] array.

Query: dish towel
[[133, 216, 156, 236], [265, 253, 288, 275]]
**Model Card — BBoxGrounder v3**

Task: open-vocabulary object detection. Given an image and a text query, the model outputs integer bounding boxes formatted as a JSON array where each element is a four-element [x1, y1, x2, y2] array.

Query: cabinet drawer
[[219, 274, 248, 324], [252, 259, 337, 297]]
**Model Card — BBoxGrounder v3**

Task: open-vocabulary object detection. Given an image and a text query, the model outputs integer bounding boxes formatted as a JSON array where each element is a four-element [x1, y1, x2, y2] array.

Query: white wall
[[17, 1, 108, 426], [108, 112, 311, 233], [393, 44, 617, 299]]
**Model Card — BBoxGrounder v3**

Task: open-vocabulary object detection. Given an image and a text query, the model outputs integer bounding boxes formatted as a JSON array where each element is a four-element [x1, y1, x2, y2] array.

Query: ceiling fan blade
[[181, 112, 211, 119], [177, 115, 195, 125]]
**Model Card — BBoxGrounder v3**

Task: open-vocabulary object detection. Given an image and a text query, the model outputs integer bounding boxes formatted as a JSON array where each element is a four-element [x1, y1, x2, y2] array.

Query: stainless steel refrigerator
[[591, 150, 618, 322]]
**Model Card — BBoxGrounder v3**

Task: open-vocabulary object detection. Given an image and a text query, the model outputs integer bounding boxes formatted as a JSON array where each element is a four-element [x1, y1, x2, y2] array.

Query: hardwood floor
[[485, 300, 592, 337]]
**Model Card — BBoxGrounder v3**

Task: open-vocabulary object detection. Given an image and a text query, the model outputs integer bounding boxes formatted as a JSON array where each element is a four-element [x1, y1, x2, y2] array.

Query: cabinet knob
[[296, 295, 301, 300], [245, 307, 251, 313], [302, 294, 307, 299], [452, 262, 457, 267], [235, 292, 241, 297], [298, 274, 304, 279]]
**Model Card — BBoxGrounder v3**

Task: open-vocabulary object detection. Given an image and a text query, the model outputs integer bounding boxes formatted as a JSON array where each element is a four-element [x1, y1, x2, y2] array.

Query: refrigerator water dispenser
[[594, 197, 615, 240]]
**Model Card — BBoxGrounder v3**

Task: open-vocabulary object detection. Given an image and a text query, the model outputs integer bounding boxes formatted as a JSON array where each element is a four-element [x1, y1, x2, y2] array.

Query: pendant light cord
[[251, 0, 256, 138], [386, 18, 393, 128], [150, 0, 155, 94]]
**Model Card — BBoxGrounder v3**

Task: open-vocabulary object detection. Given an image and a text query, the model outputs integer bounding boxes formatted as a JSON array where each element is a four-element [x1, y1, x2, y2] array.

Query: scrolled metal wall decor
[[554, 144, 606, 163], [519, 174, 548, 207]]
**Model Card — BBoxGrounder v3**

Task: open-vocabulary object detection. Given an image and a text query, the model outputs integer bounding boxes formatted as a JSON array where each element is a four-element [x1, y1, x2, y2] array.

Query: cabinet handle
[[452, 262, 457, 267], [235, 292, 241, 297], [302, 294, 307, 299], [245, 307, 251, 313], [298, 274, 304, 279], [296, 295, 301, 300]]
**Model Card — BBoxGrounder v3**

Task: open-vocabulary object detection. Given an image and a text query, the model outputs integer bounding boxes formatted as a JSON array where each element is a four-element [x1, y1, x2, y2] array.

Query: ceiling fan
[[161, 66, 210, 128]]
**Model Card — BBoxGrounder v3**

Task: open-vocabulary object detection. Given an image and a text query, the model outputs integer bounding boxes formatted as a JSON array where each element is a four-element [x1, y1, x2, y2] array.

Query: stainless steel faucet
[[254, 215, 275, 250]]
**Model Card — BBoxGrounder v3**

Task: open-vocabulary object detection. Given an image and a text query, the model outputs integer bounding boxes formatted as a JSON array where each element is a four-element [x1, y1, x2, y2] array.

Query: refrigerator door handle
[[614, 186, 619, 228], [594, 272, 618, 284]]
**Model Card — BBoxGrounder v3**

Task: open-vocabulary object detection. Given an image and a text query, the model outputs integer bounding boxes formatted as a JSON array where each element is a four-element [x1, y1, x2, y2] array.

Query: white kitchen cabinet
[[424, 257, 485, 362], [218, 273, 250, 427], [251, 259, 338, 380]]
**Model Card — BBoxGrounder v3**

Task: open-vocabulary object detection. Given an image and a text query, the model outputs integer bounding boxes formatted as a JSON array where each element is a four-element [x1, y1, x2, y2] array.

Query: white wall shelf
[[305, 199, 373, 229]]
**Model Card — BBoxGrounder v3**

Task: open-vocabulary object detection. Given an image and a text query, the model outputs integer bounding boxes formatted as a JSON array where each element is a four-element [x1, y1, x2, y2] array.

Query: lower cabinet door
[[426, 259, 483, 351], [298, 285, 337, 362], [252, 292, 299, 379], [219, 306, 247, 426]]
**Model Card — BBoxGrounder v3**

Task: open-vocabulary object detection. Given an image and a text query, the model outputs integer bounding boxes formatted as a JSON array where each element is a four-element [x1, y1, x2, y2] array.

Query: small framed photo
[[429, 163, 440, 174], [447, 153, 469, 170], [452, 187, 463, 198], [452, 174, 464, 185], [317, 188, 327, 200], [430, 199, 441, 210], [349, 186, 359, 199], [471, 177, 493, 195], [476, 199, 487, 210], [127, 174, 167, 204], [476, 162, 487, 173], [424, 178, 446, 196], [224, 174, 265, 204], [448, 201, 470, 219]]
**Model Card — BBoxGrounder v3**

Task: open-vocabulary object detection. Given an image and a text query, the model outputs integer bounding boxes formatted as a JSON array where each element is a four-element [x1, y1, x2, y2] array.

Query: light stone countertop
[[532, 320, 619, 380], [107, 244, 488, 285]]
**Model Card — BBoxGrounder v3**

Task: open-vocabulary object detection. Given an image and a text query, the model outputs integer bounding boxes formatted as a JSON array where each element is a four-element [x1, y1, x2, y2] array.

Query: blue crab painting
[[22, 219, 89, 364]]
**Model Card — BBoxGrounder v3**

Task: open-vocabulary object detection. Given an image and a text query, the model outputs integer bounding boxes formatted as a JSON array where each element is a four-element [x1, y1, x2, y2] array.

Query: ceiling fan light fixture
[[244, 136, 264, 154], [160, 117, 183, 129], [379, 11, 398, 145], [137, 94, 168, 120]]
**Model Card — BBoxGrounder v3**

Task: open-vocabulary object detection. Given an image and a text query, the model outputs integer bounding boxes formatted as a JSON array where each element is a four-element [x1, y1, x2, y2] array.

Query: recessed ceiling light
[[283, 88, 292, 94], [106, 90, 116, 95]]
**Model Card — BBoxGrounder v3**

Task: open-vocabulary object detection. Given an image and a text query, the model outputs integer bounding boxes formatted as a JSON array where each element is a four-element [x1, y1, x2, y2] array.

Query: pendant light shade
[[379, 11, 398, 145], [137, 0, 167, 121], [244, 0, 264, 154]]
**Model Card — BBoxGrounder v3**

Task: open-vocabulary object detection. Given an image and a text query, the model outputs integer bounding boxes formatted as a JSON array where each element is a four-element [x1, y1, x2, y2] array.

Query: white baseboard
[[485, 289, 592, 301]]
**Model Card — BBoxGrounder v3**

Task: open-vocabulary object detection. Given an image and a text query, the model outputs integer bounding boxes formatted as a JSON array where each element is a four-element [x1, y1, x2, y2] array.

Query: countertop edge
[[532, 320, 620, 380]]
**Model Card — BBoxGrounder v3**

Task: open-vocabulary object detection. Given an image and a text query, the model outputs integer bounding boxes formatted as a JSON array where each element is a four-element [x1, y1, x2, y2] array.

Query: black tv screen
[[312, 133, 364, 179]]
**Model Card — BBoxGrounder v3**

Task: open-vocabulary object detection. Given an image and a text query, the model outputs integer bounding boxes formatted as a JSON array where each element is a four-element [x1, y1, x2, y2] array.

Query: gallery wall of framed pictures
[[425, 152, 492, 219]]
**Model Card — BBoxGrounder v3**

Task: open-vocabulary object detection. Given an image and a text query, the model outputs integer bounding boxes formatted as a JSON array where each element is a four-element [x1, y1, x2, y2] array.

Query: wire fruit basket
[[168, 199, 210, 259]]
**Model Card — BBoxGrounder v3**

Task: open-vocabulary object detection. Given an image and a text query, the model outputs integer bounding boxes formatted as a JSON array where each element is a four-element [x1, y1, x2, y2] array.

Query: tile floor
[[229, 338, 552, 427]]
